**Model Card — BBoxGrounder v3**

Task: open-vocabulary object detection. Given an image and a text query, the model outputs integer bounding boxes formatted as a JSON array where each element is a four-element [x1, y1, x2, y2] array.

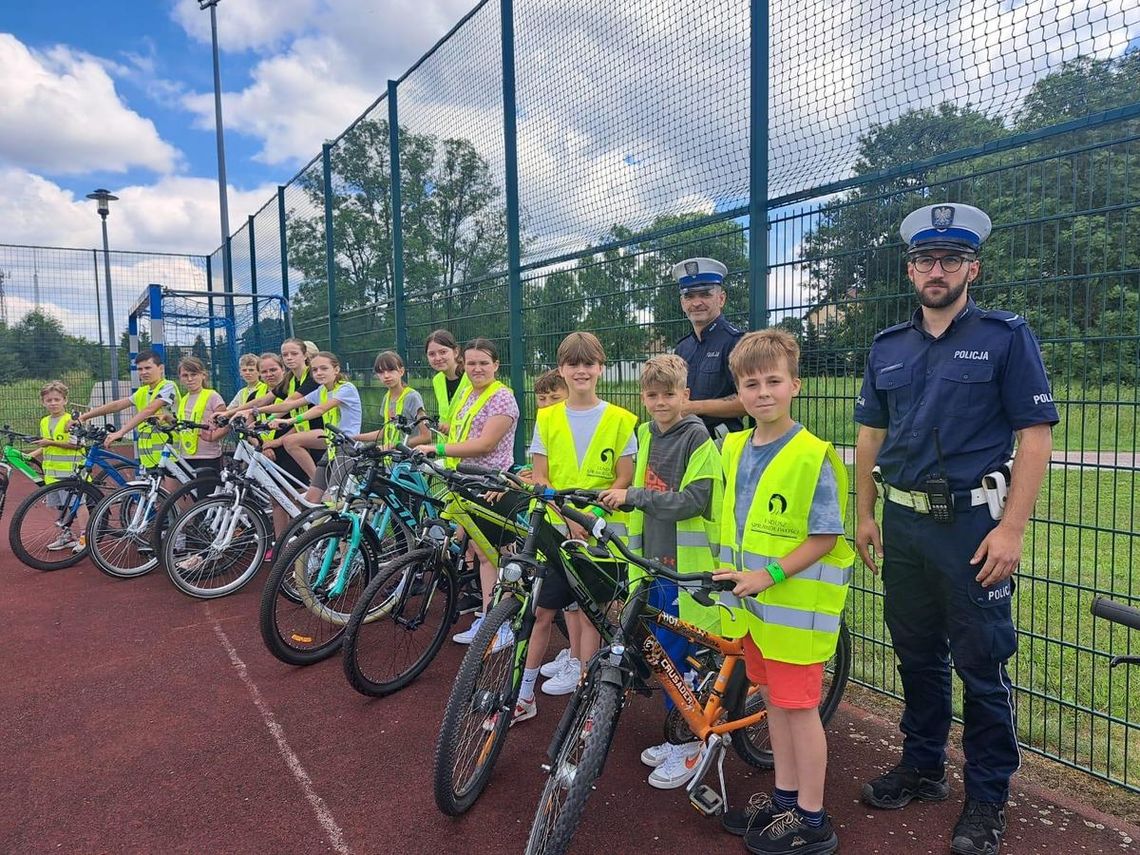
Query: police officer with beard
[[854, 204, 1058, 855]]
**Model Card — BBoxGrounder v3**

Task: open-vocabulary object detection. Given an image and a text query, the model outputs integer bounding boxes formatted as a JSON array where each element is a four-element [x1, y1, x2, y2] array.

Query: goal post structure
[[127, 283, 291, 399]]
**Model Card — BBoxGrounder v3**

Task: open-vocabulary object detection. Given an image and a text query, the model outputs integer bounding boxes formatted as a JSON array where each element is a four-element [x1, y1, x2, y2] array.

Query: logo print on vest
[[599, 448, 614, 465], [768, 493, 788, 514]]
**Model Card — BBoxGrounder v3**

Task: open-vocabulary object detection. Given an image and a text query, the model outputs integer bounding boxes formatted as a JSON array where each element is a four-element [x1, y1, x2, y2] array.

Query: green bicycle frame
[[4, 445, 44, 485]]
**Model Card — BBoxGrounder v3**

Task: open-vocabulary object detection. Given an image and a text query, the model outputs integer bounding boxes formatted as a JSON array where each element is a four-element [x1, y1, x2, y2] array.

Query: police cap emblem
[[684, 261, 699, 277], [931, 206, 955, 229]]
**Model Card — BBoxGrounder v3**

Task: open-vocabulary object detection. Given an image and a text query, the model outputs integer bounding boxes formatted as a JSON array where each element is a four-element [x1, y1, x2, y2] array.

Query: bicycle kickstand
[[686, 733, 729, 817]]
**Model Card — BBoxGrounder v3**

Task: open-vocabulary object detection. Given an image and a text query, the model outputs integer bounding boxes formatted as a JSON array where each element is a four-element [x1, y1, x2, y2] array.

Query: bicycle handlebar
[[1091, 596, 1140, 631]]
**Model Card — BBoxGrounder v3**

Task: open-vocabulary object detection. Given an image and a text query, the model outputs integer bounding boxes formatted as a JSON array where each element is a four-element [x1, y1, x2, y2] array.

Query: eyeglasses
[[908, 254, 975, 273]]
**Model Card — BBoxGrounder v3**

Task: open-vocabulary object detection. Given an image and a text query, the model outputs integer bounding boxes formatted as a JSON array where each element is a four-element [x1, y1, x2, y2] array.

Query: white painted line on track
[[210, 615, 352, 855]]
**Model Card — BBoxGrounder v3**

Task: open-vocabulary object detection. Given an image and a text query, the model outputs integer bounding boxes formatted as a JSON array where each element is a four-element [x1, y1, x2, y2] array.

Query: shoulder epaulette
[[977, 309, 1026, 329], [721, 320, 744, 337], [873, 320, 912, 341]]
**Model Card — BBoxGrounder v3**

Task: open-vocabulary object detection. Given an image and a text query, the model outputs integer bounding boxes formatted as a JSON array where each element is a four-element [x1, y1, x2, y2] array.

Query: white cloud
[[0, 34, 179, 175], [170, 0, 322, 52], [0, 167, 273, 255]]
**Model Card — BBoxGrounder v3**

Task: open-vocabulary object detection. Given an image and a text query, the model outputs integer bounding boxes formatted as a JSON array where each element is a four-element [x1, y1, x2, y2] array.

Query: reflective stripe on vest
[[176, 389, 217, 456], [535, 400, 637, 556], [382, 386, 413, 447], [132, 382, 175, 468], [432, 372, 471, 428], [627, 422, 723, 630], [445, 380, 507, 470], [320, 382, 343, 459], [289, 371, 312, 431], [717, 427, 855, 664], [39, 414, 80, 483]]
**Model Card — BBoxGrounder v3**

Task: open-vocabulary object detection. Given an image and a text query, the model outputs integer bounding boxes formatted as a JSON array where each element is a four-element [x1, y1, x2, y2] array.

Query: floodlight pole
[[87, 189, 121, 428], [201, 0, 234, 293]]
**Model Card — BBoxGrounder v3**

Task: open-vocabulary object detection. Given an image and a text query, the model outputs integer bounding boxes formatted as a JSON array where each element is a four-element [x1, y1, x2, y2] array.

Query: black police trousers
[[881, 500, 1020, 804]]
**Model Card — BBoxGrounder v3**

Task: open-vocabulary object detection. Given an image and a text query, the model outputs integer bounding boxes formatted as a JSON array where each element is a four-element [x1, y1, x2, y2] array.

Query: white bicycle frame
[[228, 435, 319, 519], [117, 438, 199, 538]]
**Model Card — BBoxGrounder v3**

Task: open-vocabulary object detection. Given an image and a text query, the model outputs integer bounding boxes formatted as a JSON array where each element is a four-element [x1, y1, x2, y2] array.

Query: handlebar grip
[[456, 461, 495, 477], [559, 506, 599, 534], [1091, 596, 1140, 631]]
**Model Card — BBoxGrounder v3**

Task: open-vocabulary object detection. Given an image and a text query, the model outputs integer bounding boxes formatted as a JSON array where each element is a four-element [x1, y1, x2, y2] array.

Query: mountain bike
[[523, 502, 851, 855], [9, 421, 137, 571], [0, 426, 44, 522]]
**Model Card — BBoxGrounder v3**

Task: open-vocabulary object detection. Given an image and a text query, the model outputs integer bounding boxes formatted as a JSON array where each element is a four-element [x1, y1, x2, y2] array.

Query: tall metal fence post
[[322, 143, 339, 352], [748, 0, 770, 330], [388, 81, 408, 359], [501, 0, 526, 461], [206, 254, 219, 390], [277, 185, 293, 335], [223, 235, 237, 340], [248, 214, 261, 353]]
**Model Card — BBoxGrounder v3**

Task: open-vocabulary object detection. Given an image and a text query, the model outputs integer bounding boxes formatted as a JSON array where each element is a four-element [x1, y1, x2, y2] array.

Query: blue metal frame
[[500, 0, 525, 462], [388, 81, 408, 359], [322, 143, 338, 352]]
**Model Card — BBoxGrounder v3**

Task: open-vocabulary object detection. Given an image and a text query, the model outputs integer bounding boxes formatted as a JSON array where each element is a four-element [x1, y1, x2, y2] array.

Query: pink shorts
[[742, 635, 825, 710]]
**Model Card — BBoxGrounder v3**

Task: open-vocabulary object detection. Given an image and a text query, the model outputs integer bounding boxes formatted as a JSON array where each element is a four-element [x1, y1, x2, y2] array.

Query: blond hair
[[729, 329, 800, 381], [238, 353, 259, 369], [640, 354, 688, 392], [533, 368, 567, 396], [40, 380, 69, 399], [557, 331, 606, 366]]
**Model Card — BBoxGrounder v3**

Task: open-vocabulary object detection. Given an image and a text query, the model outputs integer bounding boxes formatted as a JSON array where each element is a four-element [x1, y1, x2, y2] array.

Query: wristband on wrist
[[435, 441, 446, 457], [765, 561, 787, 584]]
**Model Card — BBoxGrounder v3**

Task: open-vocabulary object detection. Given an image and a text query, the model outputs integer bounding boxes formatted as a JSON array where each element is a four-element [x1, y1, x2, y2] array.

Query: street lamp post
[[200, 0, 233, 292], [86, 189, 121, 428]]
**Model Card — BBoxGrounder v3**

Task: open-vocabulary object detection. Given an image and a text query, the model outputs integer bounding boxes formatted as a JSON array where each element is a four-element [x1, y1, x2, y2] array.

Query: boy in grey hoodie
[[602, 354, 723, 790]]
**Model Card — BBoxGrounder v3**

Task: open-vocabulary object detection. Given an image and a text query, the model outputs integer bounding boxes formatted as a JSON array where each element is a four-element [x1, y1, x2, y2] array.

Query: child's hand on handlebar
[[598, 488, 627, 511], [712, 568, 774, 598]]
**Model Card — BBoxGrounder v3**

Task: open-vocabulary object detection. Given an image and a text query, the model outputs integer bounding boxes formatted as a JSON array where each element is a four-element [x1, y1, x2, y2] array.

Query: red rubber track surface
[[2, 479, 1137, 855]]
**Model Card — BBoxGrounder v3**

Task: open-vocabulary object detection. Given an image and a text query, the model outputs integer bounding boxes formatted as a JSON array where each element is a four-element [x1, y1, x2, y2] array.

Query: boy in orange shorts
[[712, 330, 853, 855]]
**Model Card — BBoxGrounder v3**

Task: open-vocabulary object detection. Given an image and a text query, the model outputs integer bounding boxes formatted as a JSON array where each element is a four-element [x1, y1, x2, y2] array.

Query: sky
[[0, 0, 1137, 307]]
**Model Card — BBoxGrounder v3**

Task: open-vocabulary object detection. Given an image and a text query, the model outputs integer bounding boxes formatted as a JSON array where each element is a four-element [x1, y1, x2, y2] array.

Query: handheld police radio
[[924, 428, 954, 524]]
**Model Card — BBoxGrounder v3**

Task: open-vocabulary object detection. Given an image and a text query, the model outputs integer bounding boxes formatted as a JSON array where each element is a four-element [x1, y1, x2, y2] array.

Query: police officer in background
[[671, 257, 746, 437], [854, 204, 1058, 855]]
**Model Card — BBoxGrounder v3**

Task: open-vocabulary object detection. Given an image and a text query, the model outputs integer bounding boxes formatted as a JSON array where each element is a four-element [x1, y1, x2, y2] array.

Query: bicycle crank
[[686, 733, 728, 817]]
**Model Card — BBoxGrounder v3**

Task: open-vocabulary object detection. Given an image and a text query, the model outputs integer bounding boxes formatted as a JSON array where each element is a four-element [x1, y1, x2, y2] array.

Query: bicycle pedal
[[689, 784, 723, 817]]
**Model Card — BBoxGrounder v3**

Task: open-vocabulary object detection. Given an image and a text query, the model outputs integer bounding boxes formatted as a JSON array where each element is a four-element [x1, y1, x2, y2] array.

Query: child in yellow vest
[[228, 353, 268, 409], [712, 330, 852, 855], [355, 350, 430, 448], [81, 349, 178, 468], [514, 332, 638, 723], [31, 381, 83, 550], [175, 356, 227, 475], [600, 354, 723, 789]]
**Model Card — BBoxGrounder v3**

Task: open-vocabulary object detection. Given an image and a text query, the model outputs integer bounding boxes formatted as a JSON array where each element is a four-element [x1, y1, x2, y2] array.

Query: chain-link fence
[[7, 0, 1138, 793]]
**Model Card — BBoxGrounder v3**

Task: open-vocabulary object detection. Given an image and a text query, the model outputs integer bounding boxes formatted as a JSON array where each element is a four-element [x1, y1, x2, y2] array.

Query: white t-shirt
[[528, 401, 638, 465], [305, 382, 363, 436]]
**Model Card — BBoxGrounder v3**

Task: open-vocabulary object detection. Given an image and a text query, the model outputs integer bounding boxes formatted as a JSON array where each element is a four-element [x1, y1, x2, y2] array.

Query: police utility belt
[[872, 464, 1010, 522]]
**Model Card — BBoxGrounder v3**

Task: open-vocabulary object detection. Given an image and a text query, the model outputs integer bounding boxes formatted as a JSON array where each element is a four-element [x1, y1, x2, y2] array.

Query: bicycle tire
[[149, 474, 223, 556], [342, 547, 457, 696], [86, 483, 168, 578], [434, 595, 526, 816], [525, 680, 622, 855], [8, 479, 103, 571], [730, 619, 852, 770], [163, 496, 269, 598], [258, 518, 380, 665]]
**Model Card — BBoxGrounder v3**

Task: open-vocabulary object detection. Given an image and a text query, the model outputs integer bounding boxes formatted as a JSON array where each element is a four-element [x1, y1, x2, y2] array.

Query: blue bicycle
[[9, 420, 137, 571]]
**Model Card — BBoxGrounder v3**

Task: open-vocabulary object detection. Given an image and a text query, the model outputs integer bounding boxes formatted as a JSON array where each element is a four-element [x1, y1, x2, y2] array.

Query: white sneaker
[[647, 742, 702, 789], [640, 741, 673, 768], [491, 622, 514, 653], [510, 695, 537, 726], [452, 614, 483, 644], [46, 530, 76, 551], [540, 657, 581, 695], [540, 647, 571, 678]]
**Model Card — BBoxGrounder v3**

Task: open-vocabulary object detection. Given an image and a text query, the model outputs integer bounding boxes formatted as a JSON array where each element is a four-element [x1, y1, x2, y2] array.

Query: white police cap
[[900, 204, 992, 253], [672, 257, 728, 291]]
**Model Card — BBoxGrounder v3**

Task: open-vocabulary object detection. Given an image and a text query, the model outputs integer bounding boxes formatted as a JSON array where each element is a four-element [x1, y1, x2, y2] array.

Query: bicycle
[[0, 426, 44, 521], [258, 426, 434, 666], [8, 421, 138, 571], [341, 448, 527, 697], [85, 419, 201, 579], [522, 501, 850, 855]]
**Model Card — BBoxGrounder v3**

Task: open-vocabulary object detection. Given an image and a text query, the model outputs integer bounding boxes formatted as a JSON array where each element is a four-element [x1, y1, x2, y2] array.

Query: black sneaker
[[722, 791, 782, 836], [861, 763, 949, 809], [950, 799, 1006, 855], [744, 810, 838, 855]]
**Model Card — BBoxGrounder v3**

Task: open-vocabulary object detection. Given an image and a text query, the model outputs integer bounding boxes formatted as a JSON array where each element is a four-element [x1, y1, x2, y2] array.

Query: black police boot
[[722, 791, 782, 837], [950, 798, 1006, 855], [743, 810, 838, 855], [861, 763, 949, 809]]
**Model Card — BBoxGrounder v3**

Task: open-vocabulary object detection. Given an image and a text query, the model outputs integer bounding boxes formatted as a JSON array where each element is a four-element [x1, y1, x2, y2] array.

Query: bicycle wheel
[[91, 458, 139, 491], [434, 595, 526, 816], [525, 680, 622, 855], [730, 619, 852, 769], [342, 547, 457, 696], [163, 496, 269, 598], [9, 479, 103, 571], [86, 483, 167, 578], [258, 518, 380, 665], [150, 473, 224, 556]]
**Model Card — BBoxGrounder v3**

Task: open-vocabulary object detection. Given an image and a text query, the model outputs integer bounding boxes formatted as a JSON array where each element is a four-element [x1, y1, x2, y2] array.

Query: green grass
[[0, 371, 98, 436]]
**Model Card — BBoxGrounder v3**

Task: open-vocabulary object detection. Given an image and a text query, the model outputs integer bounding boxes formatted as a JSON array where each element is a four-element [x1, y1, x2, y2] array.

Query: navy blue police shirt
[[675, 315, 745, 433], [855, 299, 1059, 492]]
